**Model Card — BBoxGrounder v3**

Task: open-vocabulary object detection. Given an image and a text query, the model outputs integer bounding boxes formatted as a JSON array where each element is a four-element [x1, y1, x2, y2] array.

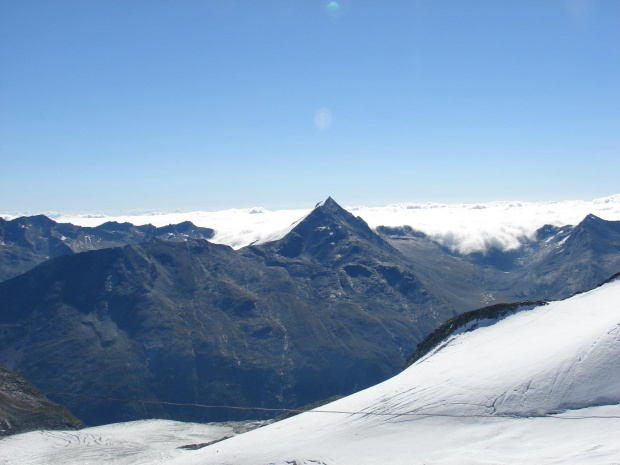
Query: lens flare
[[314, 107, 333, 131], [326, 1, 340, 18]]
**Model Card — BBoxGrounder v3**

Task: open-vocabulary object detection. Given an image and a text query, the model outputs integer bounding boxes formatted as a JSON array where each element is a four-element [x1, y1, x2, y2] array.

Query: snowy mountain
[[166, 277, 620, 464], [2, 277, 618, 464], [0, 198, 619, 427]]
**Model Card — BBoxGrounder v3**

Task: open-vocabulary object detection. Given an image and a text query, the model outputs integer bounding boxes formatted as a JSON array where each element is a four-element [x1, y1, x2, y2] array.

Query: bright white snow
[[166, 279, 620, 464], [2, 280, 619, 464], [0, 420, 265, 465], [3, 194, 618, 254]]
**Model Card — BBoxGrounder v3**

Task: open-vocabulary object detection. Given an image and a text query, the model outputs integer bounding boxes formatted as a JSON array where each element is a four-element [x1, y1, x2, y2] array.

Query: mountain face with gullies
[[0, 215, 215, 282], [0, 197, 618, 427], [0, 198, 456, 425], [158, 277, 620, 465]]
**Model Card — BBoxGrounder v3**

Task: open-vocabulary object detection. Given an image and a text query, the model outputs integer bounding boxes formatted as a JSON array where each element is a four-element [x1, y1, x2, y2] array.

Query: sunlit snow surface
[[0, 420, 264, 465], [6, 194, 618, 254], [2, 281, 619, 464], [167, 280, 620, 465]]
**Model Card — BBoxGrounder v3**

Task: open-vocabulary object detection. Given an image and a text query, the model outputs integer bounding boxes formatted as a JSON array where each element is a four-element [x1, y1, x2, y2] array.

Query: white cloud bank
[[3, 194, 619, 254], [351, 194, 620, 254]]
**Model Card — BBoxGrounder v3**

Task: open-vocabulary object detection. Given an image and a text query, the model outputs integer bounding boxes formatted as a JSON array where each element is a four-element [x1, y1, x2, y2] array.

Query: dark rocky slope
[[0, 198, 455, 425], [378, 214, 620, 305], [0, 199, 617, 427], [0, 365, 84, 436]]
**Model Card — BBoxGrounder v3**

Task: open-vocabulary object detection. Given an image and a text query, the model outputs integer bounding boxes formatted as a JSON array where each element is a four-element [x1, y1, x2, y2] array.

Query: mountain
[[3, 208, 618, 305], [160, 277, 620, 465], [378, 214, 620, 305], [2, 277, 618, 464], [0, 365, 84, 436], [0, 198, 456, 426], [510, 214, 620, 299], [0, 215, 215, 282], [0, 199, 618, 427]]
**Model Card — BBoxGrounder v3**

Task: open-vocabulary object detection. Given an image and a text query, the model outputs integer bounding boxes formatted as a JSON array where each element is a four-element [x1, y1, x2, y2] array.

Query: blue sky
[[1, 0, 618, 213]]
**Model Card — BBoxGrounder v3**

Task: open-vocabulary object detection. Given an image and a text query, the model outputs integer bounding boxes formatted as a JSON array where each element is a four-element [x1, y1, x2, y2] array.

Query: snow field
[[0, 420, 259, 465], [1, 264, 619, 464], [169, 280, 620, 464]]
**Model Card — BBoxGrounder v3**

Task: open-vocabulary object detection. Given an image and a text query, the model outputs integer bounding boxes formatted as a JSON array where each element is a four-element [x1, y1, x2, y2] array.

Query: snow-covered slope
[[0, 420, 266, 465], [2, 280, 619, 464], [168, 279, 620, 464]]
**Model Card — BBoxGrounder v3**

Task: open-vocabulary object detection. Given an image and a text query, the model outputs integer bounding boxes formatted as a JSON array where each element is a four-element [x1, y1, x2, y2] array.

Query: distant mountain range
[[0, 215, 214, 282], [0, 198, 618, 426], [379, 212, 620, 302]]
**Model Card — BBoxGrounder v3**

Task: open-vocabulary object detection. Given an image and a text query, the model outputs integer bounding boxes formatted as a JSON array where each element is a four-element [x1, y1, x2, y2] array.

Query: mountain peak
[[573, 213, 620, 236], [583, 213, 603, 223], [260, 197, 389, 260], [314, 196, 338, 209]]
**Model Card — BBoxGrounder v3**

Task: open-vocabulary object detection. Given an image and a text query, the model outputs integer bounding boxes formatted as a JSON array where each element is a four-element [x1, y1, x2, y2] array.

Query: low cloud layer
[[351, 194, 620, 254], [6, 195, 620, 255]]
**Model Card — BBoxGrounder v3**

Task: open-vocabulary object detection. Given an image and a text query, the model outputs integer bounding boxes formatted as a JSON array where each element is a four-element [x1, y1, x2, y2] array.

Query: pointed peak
[[570, 214, 620, 240], [314, 196, 342, 212], [575, 214, 606, 230]]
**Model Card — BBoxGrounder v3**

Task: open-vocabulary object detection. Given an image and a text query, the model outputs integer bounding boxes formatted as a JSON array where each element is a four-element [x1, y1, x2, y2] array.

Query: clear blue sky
[[1, 0, 618, 213]]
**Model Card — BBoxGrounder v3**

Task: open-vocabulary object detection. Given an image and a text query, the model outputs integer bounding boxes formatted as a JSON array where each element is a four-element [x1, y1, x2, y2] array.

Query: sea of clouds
[[3, 195, 620, 255]]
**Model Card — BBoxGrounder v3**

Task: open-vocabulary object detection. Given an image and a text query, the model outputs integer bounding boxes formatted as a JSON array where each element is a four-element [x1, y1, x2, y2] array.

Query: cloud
[[14, 194, 620, 255], [351, 195, 620, 254]]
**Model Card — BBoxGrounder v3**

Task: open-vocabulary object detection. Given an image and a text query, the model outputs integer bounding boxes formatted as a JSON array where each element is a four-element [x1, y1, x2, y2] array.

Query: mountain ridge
[[0, 215, 215, 282], [0, 198, 619, 426], [0, 198, 456, 425]]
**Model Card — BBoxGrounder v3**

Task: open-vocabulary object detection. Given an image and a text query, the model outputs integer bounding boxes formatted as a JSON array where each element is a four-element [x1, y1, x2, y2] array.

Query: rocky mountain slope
[[0, 198, 618, 427], [378, 213, 620, 305], [0, 365, 83, 436], [162, 278, 620, 465], [0, 198, 456, 425], [2, 279, 618, 463], [0, 215, 214, 282]]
